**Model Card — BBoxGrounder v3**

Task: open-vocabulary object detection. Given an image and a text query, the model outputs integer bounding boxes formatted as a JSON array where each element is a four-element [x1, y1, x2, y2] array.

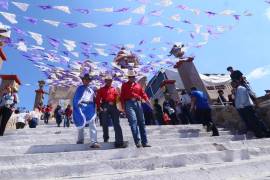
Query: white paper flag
[[94, 7, 114, 13], [63, 39, 76, 51], [194, 24, 202, 34], [117, 18, 132, 26], [17, 41, 27, 52], [0, 12, 18, 24], [132, 5, 146, 14], [53, 6, 71, 14], [151, 22, 164, 27], [170, 14, 181, 21], [70, 51, 79, 58], [28, 31, 43, 45], [95, 48, 108, 56], [30, 45, 45, 50], [43, 19, 60, 27], [159, 0, 173, 7], [60, 55, 70, 62], [125, 44, 135, 49], [12, 1, 29, 12], [219, 10, 235, 16], [80, 22, 97, 28], [152, 37, 161, 43]]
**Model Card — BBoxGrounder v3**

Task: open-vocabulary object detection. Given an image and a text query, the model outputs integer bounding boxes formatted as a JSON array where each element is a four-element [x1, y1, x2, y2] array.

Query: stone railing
[[212, 98, 270, 131], [212, 105, 245, 132]]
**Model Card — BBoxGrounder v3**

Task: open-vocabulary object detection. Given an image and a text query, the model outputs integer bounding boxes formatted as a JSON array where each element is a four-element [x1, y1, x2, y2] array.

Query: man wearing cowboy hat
[[73, 73, 100, 148], [120, 69, 152, 148], [96, 75, 127, 148]]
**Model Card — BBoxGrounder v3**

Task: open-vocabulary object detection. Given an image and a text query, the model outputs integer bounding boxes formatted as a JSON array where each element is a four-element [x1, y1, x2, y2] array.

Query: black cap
[[81, 73, 92, 80]]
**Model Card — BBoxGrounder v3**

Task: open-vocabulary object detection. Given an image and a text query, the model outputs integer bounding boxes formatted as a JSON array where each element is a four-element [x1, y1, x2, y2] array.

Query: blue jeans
[[125, 100, 148, 145]]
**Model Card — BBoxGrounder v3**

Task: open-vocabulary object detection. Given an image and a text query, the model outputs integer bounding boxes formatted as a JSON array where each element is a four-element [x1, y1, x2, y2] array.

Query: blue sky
[[1, 0, 270, 110]]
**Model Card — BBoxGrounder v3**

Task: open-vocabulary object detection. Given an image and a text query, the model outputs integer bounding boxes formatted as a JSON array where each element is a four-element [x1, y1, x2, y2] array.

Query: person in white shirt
[[231, 80, 270, 138], [15, 109, 26, 129], [180, 90, 193, 124]]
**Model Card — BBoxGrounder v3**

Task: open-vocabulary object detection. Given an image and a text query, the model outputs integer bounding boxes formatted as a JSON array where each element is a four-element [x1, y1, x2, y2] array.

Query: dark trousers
[[64, 116, 71, 127], [44, 112, 50, 124], [144, 112, 154, 125], [181, 105, 193, 124], [195, 108, 219, 136], [238, 106, 270, 138], [16, 122, 25, 129], [155, 113, 164, 125], [0, 106, 13, 136], [169, 113, 179, 125], [100, 103, 124, 145]]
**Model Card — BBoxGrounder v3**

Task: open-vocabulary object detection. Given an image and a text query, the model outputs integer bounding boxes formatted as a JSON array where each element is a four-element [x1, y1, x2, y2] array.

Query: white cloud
[[265, 8, 270, 21], [247, 65, 270, 80]]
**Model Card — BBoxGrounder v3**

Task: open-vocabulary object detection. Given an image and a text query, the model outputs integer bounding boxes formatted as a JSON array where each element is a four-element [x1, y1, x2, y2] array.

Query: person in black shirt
[[227, 66, 243, 82], [227, 66, 257, 102]]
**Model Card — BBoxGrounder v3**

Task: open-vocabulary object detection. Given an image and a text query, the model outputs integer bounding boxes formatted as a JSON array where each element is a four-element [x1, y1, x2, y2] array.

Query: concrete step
[[67, 155, 270, 180], [1, 147, 270, 180], [4, 124, 219, 135], [0, 129, 232, 143], [0, 137, 269, 166], [0, 134, 245, 154], [0, 133, 245, 155]]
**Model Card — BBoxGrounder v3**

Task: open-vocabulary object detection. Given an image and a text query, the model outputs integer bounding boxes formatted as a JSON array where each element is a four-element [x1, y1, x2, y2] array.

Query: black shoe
[[90, 143, 101, 148], [76, 141, 84, 144], [136, 143, 142, 148], [206, 124, 213, 132], [142, 144, 151, 148], [212, 132, 219, 136], [104, 139, 109, 143], [115, 142, 128, 148]]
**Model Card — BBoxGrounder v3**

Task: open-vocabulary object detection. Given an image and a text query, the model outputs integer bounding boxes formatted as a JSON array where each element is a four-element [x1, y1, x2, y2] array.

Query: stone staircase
[[1, 119, 270, 180]]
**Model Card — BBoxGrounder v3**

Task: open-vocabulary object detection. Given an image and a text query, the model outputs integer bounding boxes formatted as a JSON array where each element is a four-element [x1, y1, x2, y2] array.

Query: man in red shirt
[[64, 104, 72, 128], [120, 70, 152, 148], [44, 104, 52, 124], [96, 75, 127, 148]]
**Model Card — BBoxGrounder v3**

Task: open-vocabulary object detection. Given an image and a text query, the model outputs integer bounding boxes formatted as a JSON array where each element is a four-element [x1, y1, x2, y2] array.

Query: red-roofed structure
[[0, 48, 7, 61], [0, 75, 21, 95]]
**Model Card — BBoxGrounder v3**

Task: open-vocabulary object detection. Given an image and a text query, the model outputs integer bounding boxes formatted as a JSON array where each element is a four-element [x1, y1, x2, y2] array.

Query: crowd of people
[[0, 65, 269, 150]]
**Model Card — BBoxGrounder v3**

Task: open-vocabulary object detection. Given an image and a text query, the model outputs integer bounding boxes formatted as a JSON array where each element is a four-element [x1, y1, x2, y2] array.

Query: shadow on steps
[[26, 141, 129, 154]]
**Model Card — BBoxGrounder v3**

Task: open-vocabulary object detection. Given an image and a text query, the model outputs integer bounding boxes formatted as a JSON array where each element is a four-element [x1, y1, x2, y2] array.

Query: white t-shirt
[[235, 86, 254, 109], [16, 113, 26, 124], [181, 94, 191, 105], [81, 86, 94, 102]]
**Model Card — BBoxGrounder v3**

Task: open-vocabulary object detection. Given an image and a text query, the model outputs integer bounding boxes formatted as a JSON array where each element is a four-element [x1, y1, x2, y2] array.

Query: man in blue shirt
[[190, 87, 219, 136]]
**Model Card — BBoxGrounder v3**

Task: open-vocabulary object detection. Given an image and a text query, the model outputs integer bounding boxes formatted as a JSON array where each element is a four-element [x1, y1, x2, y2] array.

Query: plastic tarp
[[199, 74, 231, 86], [164, 68, 185, 89]]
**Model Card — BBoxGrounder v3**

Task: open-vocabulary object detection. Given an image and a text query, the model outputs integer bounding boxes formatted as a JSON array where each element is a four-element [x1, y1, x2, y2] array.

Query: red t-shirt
[[65, 108, 72, 117], [96, 86, 119, 109], [45, 107, 52, 113], [120, 81, 148, 106]]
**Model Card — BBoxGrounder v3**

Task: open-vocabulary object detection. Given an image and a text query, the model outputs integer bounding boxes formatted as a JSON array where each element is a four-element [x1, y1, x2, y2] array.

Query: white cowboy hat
[[104, 75, 113, 80], [127, 69, 136, 77]]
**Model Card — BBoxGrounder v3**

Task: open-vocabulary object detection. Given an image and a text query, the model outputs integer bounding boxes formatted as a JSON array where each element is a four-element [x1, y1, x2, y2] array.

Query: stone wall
[[212, 97, 270, 131], [212, 105, 245, 132]]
